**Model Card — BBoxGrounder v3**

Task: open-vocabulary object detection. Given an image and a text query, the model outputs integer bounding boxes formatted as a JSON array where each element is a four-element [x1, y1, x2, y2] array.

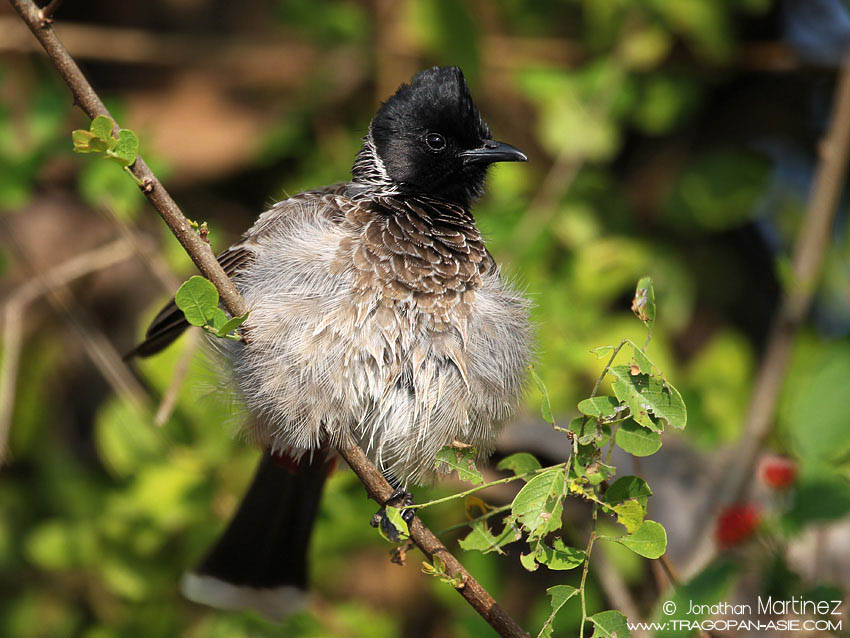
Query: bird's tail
[[181, 448, 334, 621]]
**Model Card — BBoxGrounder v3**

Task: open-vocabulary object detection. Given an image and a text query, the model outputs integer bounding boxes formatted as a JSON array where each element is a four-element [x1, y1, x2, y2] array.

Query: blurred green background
[[2, 0, 850, 636]]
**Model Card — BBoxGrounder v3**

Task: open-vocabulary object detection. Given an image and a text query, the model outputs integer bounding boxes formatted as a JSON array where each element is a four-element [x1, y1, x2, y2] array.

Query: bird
[[129, 65, 532, 620]]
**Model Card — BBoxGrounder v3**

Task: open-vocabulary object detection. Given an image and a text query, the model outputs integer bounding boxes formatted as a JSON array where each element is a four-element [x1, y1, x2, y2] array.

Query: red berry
[[715, 503, 760, 548], [759, 456, 797, 490]]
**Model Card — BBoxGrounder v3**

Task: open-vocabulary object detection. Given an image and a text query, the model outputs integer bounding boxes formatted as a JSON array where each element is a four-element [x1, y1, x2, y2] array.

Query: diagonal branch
[[9, 0, 244, 319], [683, 45, 850, 577], [8, 1, 528, 635]]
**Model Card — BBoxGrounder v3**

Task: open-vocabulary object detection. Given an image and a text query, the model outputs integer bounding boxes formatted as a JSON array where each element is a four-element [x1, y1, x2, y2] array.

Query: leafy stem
[[437, 504, 512, 537], [579, 498, 599, 638], [590, 339, 628, 399], [407, 463, 569, 511]]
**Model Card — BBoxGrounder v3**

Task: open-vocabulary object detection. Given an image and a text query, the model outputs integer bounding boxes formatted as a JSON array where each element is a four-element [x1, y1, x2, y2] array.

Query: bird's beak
[[459, 140, 528, 165]]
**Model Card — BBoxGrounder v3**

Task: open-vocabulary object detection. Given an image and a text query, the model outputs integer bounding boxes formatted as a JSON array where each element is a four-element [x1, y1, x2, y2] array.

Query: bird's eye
[[424, 132, 446, 152]]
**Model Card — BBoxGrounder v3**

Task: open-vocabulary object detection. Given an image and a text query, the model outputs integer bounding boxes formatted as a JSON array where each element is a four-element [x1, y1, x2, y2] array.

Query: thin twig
[[9, 3, 529, 635], [590, 340, 627, 398], [37, 0, 62, 25], [657, 554, 679, 587], [0, 302, 23, 461], [0, 237, 140, 461], [408, 463, 567, 511], [436, 504, 512, 537], [5, 237, 135, 308], [0, 231, 150, 415], [0, 17, 816, 77], [9, 0, 245, 319], [0, 16, 363, 90], [154, 328, 201, 426], [101, 207, 181, 292], [684, 46, 850, 577], [578, 501, 599, 638], [505, 149, 583, 261], [592, 545, 649, 638]]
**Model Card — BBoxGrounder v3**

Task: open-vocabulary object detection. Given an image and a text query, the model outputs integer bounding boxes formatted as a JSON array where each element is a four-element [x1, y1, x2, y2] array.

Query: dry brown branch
[[4, 237, 135, 308], [154, 329, 201, 427], [592, 545, 649, 638], [0, 301, 23, 460], [9, 0, 245, 319], [0, 16, 809, 88], [684, 47, 850, 578], [9, 1, 528, 634], [0, 16, 359, 89], [101, 207, 181, 292], [0, 237, 147, 461]]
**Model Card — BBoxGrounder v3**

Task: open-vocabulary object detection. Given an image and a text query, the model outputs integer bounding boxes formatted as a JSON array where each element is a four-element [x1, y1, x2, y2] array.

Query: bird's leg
[[370, 472, 415, 540]]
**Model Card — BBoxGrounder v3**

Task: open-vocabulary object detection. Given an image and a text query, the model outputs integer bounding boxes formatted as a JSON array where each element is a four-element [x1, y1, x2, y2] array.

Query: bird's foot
[[370, 488, 415, 541]]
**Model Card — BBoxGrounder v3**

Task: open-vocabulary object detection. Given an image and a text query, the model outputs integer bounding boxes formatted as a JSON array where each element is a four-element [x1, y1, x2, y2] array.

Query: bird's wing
[[126, 183, 349, 359]]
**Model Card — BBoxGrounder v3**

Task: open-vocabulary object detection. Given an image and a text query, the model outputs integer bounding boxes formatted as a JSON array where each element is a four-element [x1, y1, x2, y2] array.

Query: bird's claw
[[370, 489, 415, 541]]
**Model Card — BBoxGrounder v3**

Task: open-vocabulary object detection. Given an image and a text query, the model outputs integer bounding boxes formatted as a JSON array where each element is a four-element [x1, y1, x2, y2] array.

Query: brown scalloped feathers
[[335, 194, 494, 331]]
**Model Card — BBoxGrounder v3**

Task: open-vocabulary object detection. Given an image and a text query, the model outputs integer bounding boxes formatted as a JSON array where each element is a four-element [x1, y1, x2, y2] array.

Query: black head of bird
[[353, 66, 527, 207]]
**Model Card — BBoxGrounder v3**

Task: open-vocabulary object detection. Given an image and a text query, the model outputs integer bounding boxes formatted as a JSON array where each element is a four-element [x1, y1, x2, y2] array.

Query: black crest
[[352, 66, 503, 207]]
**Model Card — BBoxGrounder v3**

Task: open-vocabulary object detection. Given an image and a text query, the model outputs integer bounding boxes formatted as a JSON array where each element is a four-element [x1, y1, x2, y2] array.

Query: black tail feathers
[[181, 450, 333, 620], [124, 298, 189, 359], [125, 245, 254, 359]]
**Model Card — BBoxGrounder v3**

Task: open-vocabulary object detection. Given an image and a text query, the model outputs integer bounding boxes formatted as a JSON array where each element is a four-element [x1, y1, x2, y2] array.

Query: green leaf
[[577, 395, 620, 418], [511, 466, 565, 535], [569, 417, 592, 445], [497, 452, 542, 476], [421, 554, 463, 587], [570, 443, 600, 479], [591, 345, 615, 359], [25, 520, 96, 570], [631, 345, 655, 375], [90, 115, 114, 140], [208, 308, 229, 332], [72, 129, 95, 149], [385, 506, 409, 540], [786, 344, 850, 464], [72, 129, 109, 154], [614, 421, 662, 456], [538, 585, 579, 638], [585, 461, 615, 486], [434, 446, 483, 485], [216, 312, 250, 338], [610, 365, 687, 431], [666, 150, 770, 231], [784, 474, 850, 531], [631, 276, 655, 329], [174, 276, 219, 327], [613, 500, 646, 533], [618, 520, 667, 559], [458, 519, 520, 554], [536, 537, 586, 570], [530, 367, 555, 425], [604, 476, 652, 507], [588, 609, 630, 638], [106, 129, 139, 166], [519, 549, 539, 572]]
